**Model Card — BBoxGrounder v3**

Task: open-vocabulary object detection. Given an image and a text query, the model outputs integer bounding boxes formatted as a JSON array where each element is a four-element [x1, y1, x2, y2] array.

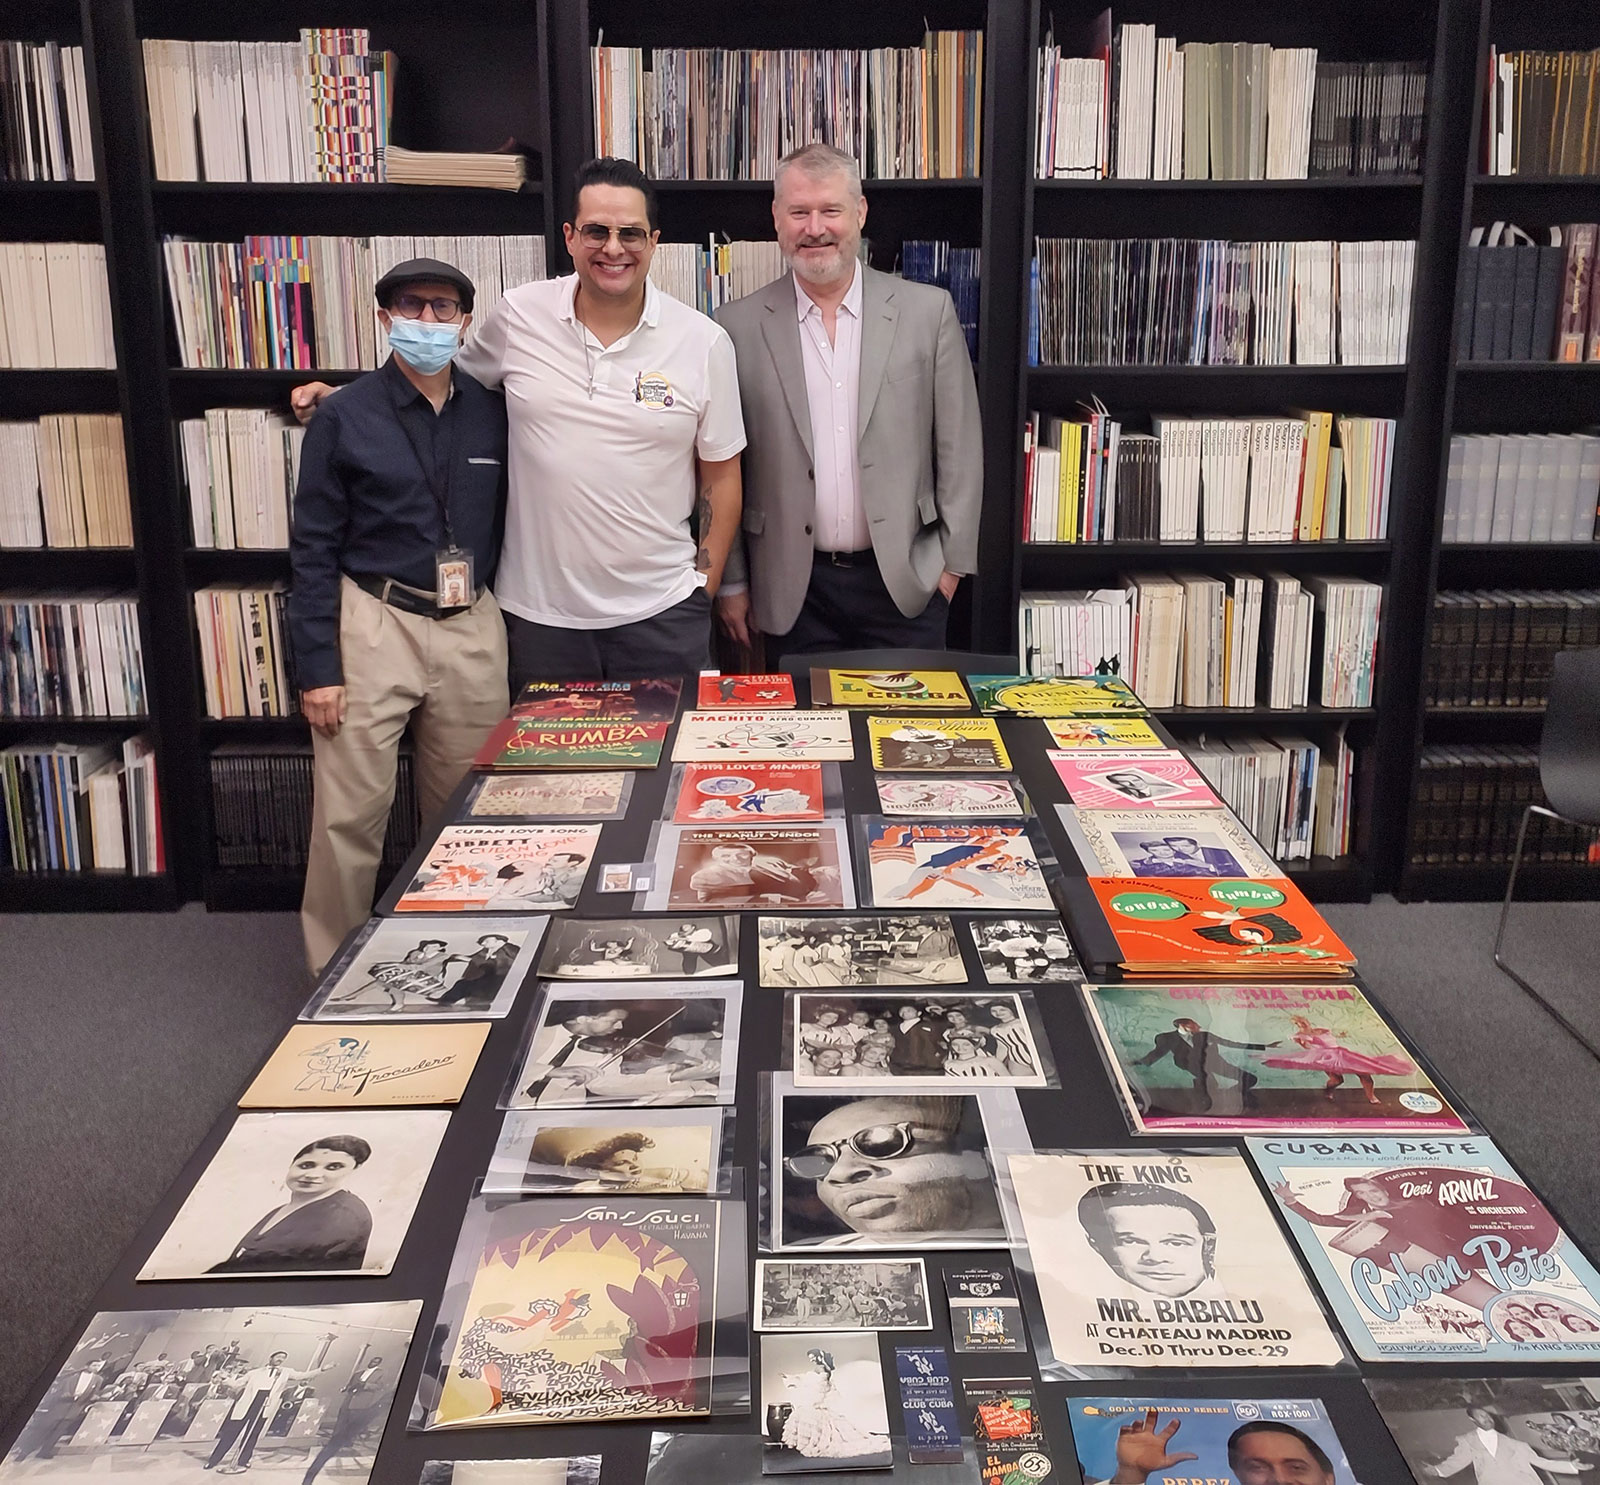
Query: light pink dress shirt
[[794, 263, 870, 553]]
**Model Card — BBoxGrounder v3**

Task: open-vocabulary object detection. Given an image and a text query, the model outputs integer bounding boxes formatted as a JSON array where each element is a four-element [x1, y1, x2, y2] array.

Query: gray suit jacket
[[714, 267, 983, 636]]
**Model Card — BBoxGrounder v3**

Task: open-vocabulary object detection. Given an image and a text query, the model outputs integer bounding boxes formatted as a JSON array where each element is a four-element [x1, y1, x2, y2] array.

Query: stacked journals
[[648, 241, 787, 316], [0, 40, 94, 180], [1483, 47, 1600, 176], [1, 733, 162, 875], [178, 409, 305, 550], [1442, 432, 1600, 542], [143, 31, 395, 183], [900, 241, 980, 359], [162, 234, 546, 370], [1031, 238, 1414, 366], [383, 146, 527, 191], [1411, 747, 1599, 866], [193, 585, 295, 719], [0, 594, 146, 717], [1423, 590, 1600, 709], [0, 243, 116, 368], [1035, 25, 1426, 180], [0, 415, 133, 549], [1017, 573, 1381, 710], [591, 37, 983, 179], [1457, 224, 1600, 363], [1022, 407, 1394, 542]]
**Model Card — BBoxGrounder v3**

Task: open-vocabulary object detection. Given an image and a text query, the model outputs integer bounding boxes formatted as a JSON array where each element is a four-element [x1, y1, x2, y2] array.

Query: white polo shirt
[[458, 274, 746, 629]]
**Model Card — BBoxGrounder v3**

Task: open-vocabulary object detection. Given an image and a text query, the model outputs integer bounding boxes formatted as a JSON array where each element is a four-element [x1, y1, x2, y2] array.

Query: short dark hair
[[1228, 1422, 1333, 1477], [1079, 1181, 1216, 1257], [293, 1135, 372, 1166], [571, 156, 658, 230]]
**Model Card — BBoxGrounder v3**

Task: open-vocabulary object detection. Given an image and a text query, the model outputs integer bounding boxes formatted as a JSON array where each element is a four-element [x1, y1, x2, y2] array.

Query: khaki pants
[[301, 578, 508, 973]]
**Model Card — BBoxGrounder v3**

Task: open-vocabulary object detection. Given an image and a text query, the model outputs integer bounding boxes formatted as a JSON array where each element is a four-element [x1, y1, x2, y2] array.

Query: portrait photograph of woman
[[760, 1331, 892, 1473], [138, 1110, 449, 1280]]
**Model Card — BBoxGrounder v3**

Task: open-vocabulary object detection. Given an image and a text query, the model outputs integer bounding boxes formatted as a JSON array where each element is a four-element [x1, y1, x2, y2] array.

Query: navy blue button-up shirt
[[287, 356, 508, 689]]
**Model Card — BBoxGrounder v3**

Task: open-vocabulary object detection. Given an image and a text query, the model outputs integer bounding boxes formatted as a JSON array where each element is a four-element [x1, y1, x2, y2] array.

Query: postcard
[[1006, 1149, 1344, 1372], [862, 821, 1052, 911], [1082, 982, 1467, 1134], [813, 669, 971, 709], [760, 1331, 891, 1473], [769, 1076, 1028, 1251], [1250, 1134, 1600, 1362], [756, 1259, 931, 1332], [0, 1301, 420, 1482], [673, 711, 855, 762], [967, 918, 1082, 983], [647, 1433, 979, 1485], [791, 989, 1047, 1087], [1060, 806, 1277, 878], [464, 771, 632, 820], [474, 716, 670, 770], [418, 1457, 602, 1485], [504, 981, 741, 1109], [697, 673, 796, 708], [673, 762, 825, 823], [659, 822, 852, 912], [484, 1107, 729, 1195], [968, 674, 1145, 716], [867, 717, 1009, 772], [513, 677, 681, 721], [1048, 750, 1222, 810], [302, 916, 544, 1020], [139, 1110, 448, 1279], [1043, 717, 1165, 749], [758, 915, 964, 988], [394, 825, 600, 913], [538, 916, 739, 978], [239, 1022, 489, 1108], [874, 777, 1022, 816]]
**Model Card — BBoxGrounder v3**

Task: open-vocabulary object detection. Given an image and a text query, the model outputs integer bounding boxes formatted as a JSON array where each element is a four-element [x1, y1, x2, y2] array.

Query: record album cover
[[139, 1110, 448, 1279], [874, 777, 1022, 816], [1249, 1135, 1600, 1362], [395, 826, 600, 913], [813, 670, 971, 709], [673, 711, 854, 761], [465, 772, 632, 820], [661, 823, 851, 911], [513, 678, 681, 721], [758, 916, 965, 988], [863, 822, 1051, 910], [303, 917, 544, 1020], [240, 1023, 489, 1108], [1061, 809, 1277, 879], [968, 919, 1083, 983], [673, 762, 825, 823], [698, 674, 797, 708], [867, 718, 1010, 772], [969, 674, 1145, 716], [474, 716, 670, 770], [1006, 1149, 1345, 1373], [756, 1259, 931, 1332], [1043, 718, 1165, 749], [1082, 983, 1465, 1134], [538, 917, 739, 978], [1049, 751, 1222, 811]]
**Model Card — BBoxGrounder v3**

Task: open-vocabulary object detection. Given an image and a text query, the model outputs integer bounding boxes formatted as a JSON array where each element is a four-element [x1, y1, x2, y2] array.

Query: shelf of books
[[1398, 0, 1600, 901]]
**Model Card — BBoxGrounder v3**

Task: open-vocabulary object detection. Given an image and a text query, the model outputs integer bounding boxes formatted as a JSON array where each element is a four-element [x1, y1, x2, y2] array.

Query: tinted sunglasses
[[576, 223, 652, 249], [785, 1121, 920, 1179]]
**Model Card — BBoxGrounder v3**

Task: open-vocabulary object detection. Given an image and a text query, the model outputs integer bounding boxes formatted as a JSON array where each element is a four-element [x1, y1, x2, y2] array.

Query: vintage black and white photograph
[[967, 918, 1082, 983], [537, 916, 739, 978], [484, 1107, 729, 1194], [648, 1432, 978, 1485], [759, 1331, 891, 1473], [419, 1455, 603, 1485], [758, 916, 963, 988], [138, 1111, 448, 1280], [756, 1259, 931, 1332], [504, 982, 741, 1109], [790, 991, 1049, 1087], [1367, 1377, 1600, 1485], [770, 1079, 1027, 1251], [0, 1301, 420, 1483], [301, 916, 546, 1020]]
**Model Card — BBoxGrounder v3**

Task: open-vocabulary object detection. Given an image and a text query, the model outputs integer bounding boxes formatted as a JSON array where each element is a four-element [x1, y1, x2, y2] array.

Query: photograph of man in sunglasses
[[777, 1093, 1008, 1249]]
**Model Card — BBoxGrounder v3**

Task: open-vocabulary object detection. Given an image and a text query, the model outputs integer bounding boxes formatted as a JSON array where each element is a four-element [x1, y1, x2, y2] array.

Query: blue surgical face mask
[[386, 316, 461, 374]]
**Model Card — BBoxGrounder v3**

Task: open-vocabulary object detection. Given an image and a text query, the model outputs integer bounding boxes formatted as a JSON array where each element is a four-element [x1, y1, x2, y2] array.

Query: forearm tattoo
[[695, 488, 713, 572]]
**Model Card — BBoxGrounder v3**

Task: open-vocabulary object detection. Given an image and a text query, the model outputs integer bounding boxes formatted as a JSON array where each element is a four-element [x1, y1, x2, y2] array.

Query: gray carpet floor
[[2, 896, 1597, 1434]]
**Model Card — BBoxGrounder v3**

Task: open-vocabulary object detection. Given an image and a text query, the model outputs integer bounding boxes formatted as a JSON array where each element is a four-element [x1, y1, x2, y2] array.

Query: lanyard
[[394, 388, 459, 547]]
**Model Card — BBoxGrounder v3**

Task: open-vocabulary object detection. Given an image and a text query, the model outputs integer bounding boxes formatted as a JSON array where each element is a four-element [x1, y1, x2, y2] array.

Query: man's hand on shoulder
[[716, 590, 754, 649], [290, 381, 338, 426], [302, 686, 347, 738]]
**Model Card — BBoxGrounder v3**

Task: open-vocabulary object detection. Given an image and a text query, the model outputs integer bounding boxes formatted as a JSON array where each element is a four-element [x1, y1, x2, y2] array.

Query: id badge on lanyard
[[397, 392, 474, 611]]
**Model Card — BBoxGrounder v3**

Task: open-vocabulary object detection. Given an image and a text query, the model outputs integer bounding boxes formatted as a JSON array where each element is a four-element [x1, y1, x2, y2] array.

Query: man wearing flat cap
[[288, 257, 510, 972]]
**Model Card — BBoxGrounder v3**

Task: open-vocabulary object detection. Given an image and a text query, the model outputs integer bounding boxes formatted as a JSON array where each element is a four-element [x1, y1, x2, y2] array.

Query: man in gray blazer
[[714, 143, 983, 656]]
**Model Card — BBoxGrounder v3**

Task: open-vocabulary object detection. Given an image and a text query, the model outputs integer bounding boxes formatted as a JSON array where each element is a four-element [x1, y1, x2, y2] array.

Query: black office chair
[[1493, 647, 1600, 1053], [777, 648, 1019, 679]]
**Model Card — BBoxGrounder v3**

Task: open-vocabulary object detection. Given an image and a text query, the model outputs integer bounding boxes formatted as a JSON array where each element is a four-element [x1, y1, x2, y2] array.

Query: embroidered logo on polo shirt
[[633, 371, 675, 409]]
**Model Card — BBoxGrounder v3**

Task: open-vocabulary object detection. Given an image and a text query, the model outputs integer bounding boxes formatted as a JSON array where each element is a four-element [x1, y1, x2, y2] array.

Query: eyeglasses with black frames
[[390, 293, 462, 321]]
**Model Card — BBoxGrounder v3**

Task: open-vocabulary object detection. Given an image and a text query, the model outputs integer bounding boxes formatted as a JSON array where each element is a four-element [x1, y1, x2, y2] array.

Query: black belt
[[816, 547, 875, 568], [348, 572, 482, 619]]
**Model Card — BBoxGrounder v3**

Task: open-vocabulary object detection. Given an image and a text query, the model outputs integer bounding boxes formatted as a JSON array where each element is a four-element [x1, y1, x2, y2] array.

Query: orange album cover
[[1088, 877, 1356, 974]]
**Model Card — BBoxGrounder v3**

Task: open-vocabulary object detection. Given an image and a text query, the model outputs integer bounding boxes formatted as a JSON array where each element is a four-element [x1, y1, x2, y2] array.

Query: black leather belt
[[816, 548, 875, 568], [348, 572, 481, 619]]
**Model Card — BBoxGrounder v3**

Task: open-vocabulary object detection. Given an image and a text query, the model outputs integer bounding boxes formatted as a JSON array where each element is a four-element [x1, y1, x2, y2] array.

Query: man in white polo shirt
[[294, 158, 745, 684]]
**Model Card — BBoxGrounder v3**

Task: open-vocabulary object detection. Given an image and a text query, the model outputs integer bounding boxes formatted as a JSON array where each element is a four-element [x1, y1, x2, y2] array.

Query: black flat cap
[[374, 256, 475, 312]]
